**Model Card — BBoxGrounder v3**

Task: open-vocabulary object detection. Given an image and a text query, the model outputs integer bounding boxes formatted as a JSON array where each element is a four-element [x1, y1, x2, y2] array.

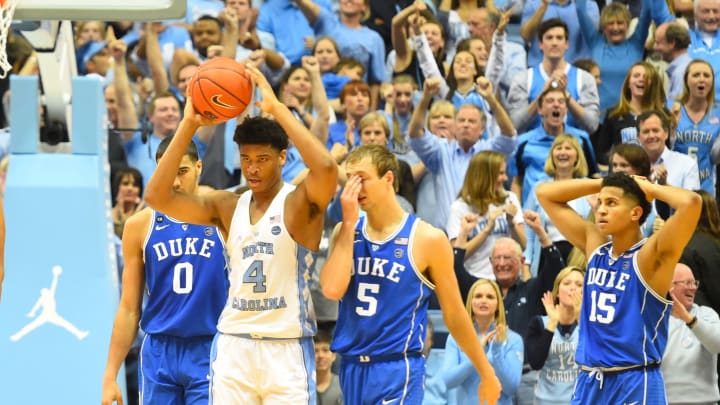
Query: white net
[[0, 0, 19, 78]]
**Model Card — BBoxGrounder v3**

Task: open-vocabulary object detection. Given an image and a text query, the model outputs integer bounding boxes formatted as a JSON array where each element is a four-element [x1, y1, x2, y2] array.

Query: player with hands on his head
[[536, 172, 701, 404]]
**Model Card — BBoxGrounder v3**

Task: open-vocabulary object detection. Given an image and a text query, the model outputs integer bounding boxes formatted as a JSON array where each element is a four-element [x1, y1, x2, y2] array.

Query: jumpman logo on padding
[[10, 265, 89, 342]]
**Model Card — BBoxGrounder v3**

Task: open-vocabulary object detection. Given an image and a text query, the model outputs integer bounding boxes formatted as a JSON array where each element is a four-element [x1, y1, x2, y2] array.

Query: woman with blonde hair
[[447, 150, 526, 279], [671, 59, 720, 196], [426, 99, 456, 140], [440, 279, 524, 405], [575, 0, 653, 111], [593, 61, 673, 169], [413, 99, 456, 230], [523, 134, 593, 276], [526, 266, 584, 404]]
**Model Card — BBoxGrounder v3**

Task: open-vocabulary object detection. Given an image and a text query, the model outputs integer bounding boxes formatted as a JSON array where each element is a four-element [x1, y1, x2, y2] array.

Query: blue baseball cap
[[77, 40, 107, 75]]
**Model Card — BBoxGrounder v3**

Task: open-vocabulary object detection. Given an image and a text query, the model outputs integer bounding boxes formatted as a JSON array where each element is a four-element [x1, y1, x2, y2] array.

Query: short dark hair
[[609, 143, 651, 177], [233, 116, 289, 151], [313, 328, 334, 345], [573, 59, 599, 74], [148, 91, 181, 116], [112, 167, 144, 201], [538, 18, 568, 42], [601, 172, 652, 225], [156, 136, 199, 162], [196, 15, 223, 29], [636, 109, 671, 133], [665, 24, 690, 50], [334, 57, 365, 76]]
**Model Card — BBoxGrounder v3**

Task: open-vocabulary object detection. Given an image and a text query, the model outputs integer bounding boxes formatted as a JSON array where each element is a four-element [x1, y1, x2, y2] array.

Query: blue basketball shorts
[[339, 353, 425, 405], [571, 366, 667, 405], [139, 333, 214, 405]]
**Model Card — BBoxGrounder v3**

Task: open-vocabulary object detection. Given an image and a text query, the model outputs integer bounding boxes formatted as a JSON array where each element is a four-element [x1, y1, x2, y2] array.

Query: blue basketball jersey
[[576, 239, 672, 368], [673, 104, 720, 195], [528, 65, 581, 130], [332, 214, 434, 356], [141, 211, 228, 337]]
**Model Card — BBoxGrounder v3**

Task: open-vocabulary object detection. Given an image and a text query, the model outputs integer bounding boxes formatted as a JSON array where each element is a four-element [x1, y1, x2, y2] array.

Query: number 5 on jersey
[[356, 282, 379, 316]]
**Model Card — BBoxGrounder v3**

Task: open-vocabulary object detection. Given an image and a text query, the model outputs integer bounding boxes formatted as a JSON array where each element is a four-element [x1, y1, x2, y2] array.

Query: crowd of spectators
[[2, 0, 720, 403]]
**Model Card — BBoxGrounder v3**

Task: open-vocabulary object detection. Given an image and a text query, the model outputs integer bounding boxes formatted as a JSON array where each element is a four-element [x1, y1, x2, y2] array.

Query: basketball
[[187, 57, 254, 122]]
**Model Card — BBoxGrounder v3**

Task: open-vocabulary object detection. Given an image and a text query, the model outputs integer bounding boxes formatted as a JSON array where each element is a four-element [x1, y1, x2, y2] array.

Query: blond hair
[[551, 266, 585, 305], [466, 279, 508, 342], [544, 134, 589, 178]]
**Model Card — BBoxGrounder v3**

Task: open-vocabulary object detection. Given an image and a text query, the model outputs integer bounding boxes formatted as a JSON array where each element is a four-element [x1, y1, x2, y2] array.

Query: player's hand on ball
[[184, 97, 220, 127]]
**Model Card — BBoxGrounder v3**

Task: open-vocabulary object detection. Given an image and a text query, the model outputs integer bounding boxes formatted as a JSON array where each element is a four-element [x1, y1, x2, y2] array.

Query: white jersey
[[219, 183, 316, 338]]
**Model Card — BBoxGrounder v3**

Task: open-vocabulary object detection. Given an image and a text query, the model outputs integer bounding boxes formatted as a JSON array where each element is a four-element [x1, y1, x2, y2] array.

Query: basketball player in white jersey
[[144, 65, 338, 404]]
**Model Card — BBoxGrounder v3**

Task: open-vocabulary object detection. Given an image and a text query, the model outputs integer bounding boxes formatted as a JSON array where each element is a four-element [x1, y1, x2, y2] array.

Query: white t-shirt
[[446, 191, 524, 279]]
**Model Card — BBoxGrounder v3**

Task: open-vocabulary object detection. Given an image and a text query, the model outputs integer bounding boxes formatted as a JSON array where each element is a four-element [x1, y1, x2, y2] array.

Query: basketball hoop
[[0, 0, 18, 78]]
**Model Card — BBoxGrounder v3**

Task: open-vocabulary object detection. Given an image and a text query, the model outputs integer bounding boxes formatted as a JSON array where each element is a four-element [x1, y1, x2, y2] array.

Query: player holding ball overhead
[[144, 64, 338, 404]]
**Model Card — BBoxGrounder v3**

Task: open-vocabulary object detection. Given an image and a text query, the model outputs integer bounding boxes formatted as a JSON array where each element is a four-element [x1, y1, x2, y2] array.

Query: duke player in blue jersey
[[321, 144, 501, 405], [537, 173, 701, 404], [145, 64, 338, 404], [102, 138, 228, 405]]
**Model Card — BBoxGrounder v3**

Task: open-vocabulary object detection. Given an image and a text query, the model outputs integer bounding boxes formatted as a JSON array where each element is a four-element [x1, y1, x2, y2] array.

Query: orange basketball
[[187, 57, 254, 122]]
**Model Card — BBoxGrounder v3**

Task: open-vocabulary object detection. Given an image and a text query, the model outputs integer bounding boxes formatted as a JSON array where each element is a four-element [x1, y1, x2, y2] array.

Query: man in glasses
[[490, 237, 565, 405], [661, 263, 720, 404]]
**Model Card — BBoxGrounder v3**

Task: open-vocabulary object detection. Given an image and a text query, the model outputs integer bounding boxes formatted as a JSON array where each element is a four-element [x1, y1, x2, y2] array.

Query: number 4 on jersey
[[243, 260, 267, 293]]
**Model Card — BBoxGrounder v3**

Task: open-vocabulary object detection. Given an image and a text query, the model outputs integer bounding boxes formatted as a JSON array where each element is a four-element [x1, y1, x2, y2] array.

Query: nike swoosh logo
[[211, 94, 237, 109], [155, 224, 170, 231], [381, 399, 399, 404], [624, 402, 639, 405]]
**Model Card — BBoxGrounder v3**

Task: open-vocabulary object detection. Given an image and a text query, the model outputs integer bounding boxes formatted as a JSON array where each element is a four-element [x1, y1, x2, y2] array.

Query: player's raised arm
[[101, 211, 149, 405], [247, 64, 337, 207], [320, 176, 361, 300], [245, 64, 338, 249], [143, 97, 230, 229], [536, 178, 604, 254], [421, 222, 501, 405], [636, 179, 701, 296]]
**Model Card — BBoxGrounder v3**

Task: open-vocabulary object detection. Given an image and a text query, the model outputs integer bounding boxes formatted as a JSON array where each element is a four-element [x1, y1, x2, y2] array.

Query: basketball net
[[0, 0, 19, 78]]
